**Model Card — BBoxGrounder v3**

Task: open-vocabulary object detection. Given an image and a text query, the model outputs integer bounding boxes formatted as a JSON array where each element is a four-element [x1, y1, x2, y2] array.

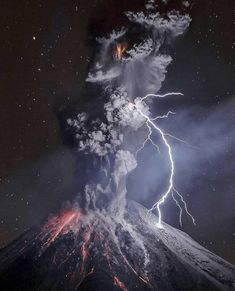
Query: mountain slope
[[0, 201, 234, 291]]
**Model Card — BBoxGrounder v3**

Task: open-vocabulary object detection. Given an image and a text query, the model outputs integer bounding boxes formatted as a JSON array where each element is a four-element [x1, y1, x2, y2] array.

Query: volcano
[[0, 201, 234, 291]]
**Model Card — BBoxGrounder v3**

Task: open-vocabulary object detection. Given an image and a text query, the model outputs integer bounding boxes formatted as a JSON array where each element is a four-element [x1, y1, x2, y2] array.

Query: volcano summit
[[1, 1, 234, 291]]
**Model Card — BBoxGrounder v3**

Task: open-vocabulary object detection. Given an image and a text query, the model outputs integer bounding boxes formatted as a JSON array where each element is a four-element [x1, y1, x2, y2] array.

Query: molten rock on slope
[[0, 201, 234, 291]]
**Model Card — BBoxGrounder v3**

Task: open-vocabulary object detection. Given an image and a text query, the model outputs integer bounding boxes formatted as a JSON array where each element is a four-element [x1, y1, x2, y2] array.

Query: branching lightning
[[171, 190, 183, 227], [129, 92, 196, 228], [136, 122, 160, 156]]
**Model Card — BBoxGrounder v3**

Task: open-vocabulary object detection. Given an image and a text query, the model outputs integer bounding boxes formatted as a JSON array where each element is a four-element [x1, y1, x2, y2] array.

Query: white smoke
[[86, 6, 190, 97], [105, 90, 149, 130], [125, 11, 191, 38], [86, 67, 121, 83], [68, 1, 191, 216], [145, 0, 156, 11], [113, 150, 137, 188]]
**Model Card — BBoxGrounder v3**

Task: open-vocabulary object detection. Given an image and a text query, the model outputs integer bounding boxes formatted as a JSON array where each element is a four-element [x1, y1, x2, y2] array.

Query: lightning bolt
[[130, 92, 195, 228], [171, 190, 183, 227], [136, 122, 160, 156]]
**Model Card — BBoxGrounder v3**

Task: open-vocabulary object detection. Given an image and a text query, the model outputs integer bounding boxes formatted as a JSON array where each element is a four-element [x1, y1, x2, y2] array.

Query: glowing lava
[[114, 276, 128, 291], [80, 228, 92, 274], [38, 208, 150, 290], [41, 209, 82, 250], [116, 43, 128, 60]]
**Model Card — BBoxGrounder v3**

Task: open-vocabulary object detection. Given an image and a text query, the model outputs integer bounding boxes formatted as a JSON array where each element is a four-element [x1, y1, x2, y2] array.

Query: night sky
[[1, 0, 235, 264]]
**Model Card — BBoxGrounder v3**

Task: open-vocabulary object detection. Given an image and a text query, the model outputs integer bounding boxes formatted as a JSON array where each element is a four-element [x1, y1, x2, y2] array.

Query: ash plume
[[68, 0, 191, 217], [2, 2, 235, 291]]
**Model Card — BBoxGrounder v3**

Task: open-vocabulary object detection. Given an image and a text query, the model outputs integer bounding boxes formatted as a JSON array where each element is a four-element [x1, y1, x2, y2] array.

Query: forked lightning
[[130, 92, 196, 228]]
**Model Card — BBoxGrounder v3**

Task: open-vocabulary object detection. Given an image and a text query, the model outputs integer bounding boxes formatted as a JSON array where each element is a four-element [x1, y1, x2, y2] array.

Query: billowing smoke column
[[68, 0, 194, 227], [35, 1, 197, 287], [2, 3, 235, 291]]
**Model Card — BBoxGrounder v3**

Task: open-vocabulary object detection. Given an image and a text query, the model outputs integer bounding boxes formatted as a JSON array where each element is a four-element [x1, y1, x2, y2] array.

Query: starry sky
[[0, 0, 235, 264]]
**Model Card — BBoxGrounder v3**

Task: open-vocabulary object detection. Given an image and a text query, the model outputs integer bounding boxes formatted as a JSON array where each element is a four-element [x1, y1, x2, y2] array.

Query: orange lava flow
[[120, 253, 149, 285], [114, 276, 128, 291], [80, 228, 92, 274], [42, 209, 81, 249], [38, 210, 150, 290], [116, 43, 128, 60]]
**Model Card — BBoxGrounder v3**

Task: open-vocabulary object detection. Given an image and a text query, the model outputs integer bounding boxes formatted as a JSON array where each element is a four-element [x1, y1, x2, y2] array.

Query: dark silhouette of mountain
[[0, 201, 234, 291]]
